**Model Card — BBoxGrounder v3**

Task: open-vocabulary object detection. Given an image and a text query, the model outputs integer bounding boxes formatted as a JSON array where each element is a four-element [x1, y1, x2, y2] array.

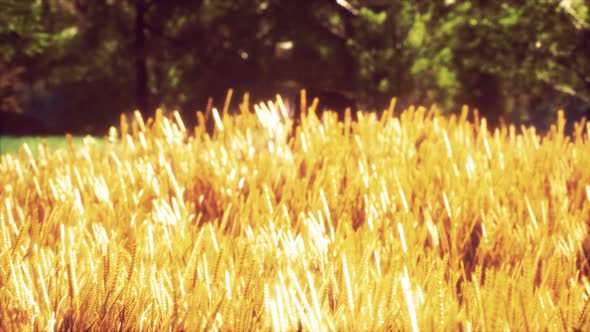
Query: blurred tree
[[443, 0, 590, 128], [0, 0, 51, 113], [348, 0, 590, 128], [2, 0, 589, 134]]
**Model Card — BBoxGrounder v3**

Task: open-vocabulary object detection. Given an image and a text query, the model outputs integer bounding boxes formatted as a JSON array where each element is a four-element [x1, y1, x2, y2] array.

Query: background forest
[[1, 0, 589, 135]]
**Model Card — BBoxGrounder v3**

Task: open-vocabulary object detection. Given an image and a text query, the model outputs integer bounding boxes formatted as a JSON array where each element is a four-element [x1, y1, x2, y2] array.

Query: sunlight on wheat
[[1, 93, 590, 331]]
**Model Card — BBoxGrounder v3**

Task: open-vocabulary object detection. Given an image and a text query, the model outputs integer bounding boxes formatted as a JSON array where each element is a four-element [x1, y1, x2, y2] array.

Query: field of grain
[[1, 94, 589, 331]]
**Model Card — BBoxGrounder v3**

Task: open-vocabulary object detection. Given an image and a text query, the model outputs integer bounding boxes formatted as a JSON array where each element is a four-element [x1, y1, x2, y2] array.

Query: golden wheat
[[1, 93, 589, 331]]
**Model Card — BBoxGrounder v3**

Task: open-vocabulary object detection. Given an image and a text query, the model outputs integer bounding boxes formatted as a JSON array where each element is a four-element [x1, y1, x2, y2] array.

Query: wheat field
[[1, 93, 590, 331]]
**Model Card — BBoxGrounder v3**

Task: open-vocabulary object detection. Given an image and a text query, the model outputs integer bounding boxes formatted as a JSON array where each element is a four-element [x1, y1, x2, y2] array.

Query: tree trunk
[[135, 0, 149, 113]]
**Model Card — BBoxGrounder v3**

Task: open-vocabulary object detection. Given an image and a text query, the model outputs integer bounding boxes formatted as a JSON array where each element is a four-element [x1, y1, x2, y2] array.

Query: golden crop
[[1, 93, 589, 331]]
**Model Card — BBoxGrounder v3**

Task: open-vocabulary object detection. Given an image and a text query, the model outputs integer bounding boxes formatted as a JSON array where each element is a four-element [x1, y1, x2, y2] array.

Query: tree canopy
[[1, 0, 589, 134]]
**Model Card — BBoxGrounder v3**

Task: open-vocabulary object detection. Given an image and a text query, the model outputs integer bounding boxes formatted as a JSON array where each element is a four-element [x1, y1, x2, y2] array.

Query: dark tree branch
[[135, 0, 148, 112]]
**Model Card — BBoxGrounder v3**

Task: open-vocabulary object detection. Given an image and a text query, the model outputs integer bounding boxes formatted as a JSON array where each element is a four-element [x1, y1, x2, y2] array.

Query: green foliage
[[0, 0, 54, 112], [358, 7, 387, 33], [369, 0, 589, 123], [406, 13, 426, 48], [0, 0, 50, 62], [1, 0, 589, 133]]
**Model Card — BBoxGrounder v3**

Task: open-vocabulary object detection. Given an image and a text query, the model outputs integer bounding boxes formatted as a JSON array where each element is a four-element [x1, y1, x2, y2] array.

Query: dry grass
[[1, 93, 590, 331]]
